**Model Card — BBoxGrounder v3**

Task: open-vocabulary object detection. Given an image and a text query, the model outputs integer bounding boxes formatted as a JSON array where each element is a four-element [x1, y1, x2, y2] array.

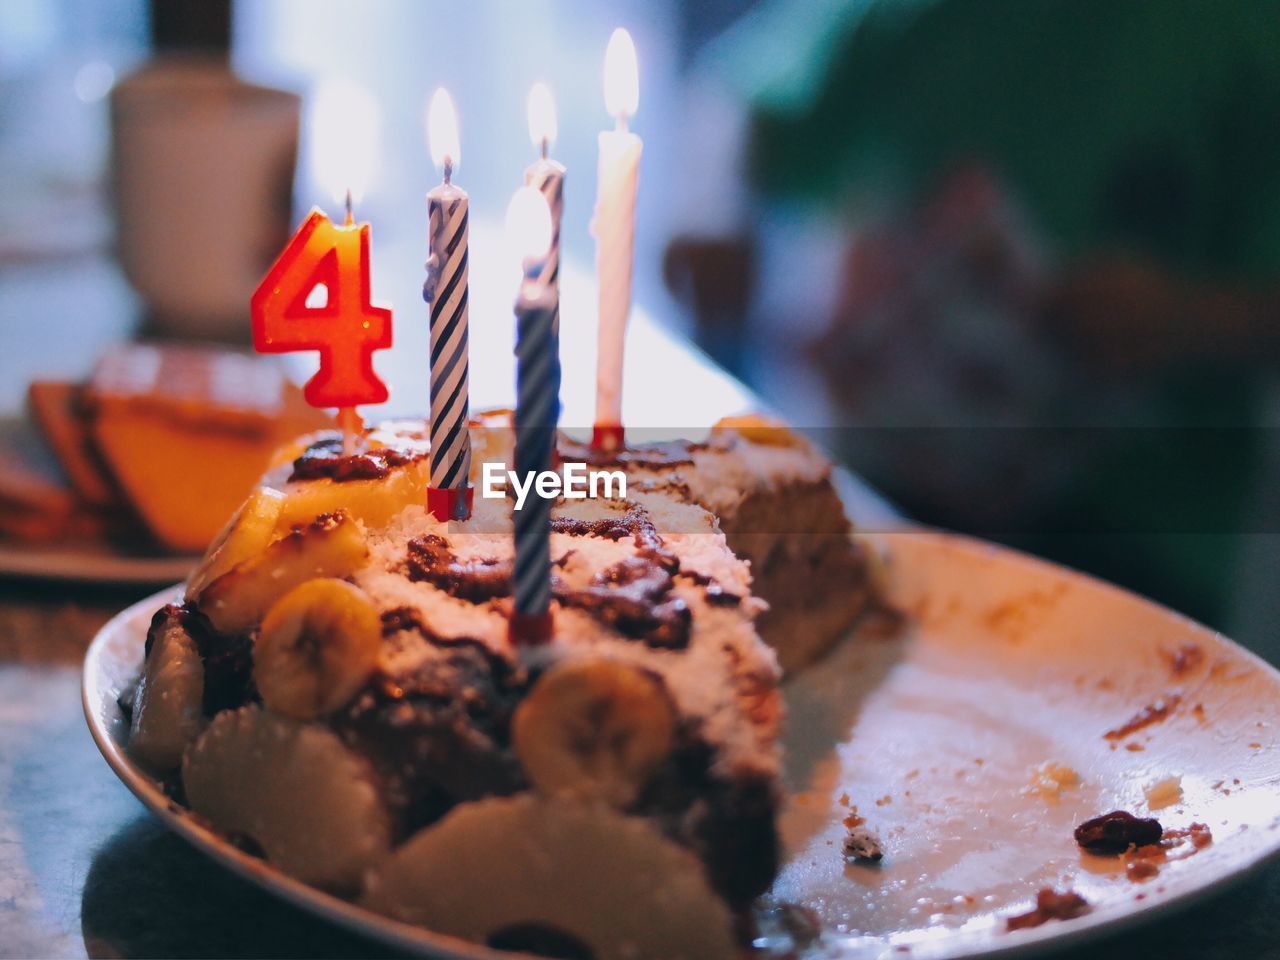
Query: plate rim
[[819, 532, 1280, 960], [81, 530, 1280, 959], [0, 542, 196, 585]]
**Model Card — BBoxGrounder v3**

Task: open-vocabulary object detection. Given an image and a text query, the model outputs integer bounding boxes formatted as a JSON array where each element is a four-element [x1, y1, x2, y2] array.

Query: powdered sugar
[[347, 420, 783, 777]]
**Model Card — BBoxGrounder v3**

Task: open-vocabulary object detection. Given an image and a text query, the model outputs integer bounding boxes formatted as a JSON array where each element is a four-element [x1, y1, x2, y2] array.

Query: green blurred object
[[725, 0, 1280, 279], [704, 0, 1280, 640]]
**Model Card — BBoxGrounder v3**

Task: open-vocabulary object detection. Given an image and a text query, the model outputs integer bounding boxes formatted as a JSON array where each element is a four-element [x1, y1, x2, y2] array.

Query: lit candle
[[524, 82, 564, 322], [423, 88, 473, 521], [506, 186, 558, 645], [592, 27, 641, 451], [252, 80, 391, 454]]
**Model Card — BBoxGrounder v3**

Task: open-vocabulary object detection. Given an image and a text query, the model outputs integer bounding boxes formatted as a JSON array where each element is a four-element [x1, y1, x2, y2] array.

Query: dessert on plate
[[10, 343, 329, 553], [123, 411, 885, 959], [562, 414, 880, 671]]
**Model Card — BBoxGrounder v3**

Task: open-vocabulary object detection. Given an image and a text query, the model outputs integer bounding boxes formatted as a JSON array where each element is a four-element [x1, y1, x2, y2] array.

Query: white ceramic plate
[[0, 541, 196, 585], [82, 531, 1280, 959]]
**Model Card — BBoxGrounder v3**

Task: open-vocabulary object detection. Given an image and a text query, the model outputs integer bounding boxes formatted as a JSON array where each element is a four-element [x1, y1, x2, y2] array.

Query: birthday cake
[[124, 411, 885, 959]]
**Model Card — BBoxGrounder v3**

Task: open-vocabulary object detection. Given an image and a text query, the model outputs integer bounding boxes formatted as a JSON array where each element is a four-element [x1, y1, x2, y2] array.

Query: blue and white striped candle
[[525, 82, 564, 330], [423, 88, 472, 520], [506, 187, 558, 644]]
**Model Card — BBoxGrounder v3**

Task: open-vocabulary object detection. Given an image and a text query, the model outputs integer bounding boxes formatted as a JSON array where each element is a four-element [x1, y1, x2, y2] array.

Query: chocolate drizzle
[[548, 503, 692, 647], [678, 569, 743, 607], [380, 606, 429, 637], [556, 556, 691, 649], [396, 502, 721, 649], [337, 639, 528, 835], [289, 435, 422, 482], [405, 534, 512, 603], [549, 502, 678, 570]]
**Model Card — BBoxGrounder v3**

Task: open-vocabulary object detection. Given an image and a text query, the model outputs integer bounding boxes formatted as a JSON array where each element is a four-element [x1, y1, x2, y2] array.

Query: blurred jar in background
[[110, 0, 299, 341]]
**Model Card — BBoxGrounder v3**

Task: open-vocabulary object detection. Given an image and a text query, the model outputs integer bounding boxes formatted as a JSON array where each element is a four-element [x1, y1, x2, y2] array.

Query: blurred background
[[1, 0, 1279, 658]]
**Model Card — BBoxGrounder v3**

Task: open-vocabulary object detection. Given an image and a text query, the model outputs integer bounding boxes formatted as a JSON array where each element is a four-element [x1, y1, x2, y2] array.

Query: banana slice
[[197, 510, 368, 636], [513, 658, 676, 808], [186, 487, 287, 602], [128, 608, 205, 771], [363, 795, 736, 960], [713, 413, 804, 447], [255, 578, 380, 719], [183, 705, 391, 892], [273, 462, 433, 535]]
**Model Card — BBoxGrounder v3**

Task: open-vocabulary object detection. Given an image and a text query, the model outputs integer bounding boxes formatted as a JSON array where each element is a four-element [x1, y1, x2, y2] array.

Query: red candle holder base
[[508, 610, 553, 646], [591, 423, 625, 453], [426, 485, 474, 523]]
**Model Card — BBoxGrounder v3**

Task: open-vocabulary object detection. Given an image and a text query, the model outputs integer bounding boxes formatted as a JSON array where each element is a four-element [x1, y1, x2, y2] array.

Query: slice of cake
[[124, 414, 885, 959], [561, 413, 882, 671]]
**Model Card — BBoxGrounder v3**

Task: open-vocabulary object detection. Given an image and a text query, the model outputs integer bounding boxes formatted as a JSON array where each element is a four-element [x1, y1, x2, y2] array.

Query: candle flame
[[427, 87, 460, 173], [603, 27, 638, 120], [310, 78, 379, 208], [527, 82, 557, 152], [505, 186, 553, 265]]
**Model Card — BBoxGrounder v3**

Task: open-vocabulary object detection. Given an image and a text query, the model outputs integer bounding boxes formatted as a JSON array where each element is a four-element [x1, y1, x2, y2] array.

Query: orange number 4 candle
[[251, 208, 392, 442]]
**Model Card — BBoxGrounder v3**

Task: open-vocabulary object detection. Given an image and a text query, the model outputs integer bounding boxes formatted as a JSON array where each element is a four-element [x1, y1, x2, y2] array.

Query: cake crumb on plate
[[1145, 776, 1183, 810], [1022, 761, 1080, 801], [843, 826, 884, 863], [1005, 889, 1091, 931]]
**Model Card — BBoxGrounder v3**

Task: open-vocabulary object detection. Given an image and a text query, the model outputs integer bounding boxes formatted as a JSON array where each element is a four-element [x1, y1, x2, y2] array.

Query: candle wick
[[540, 136, 548, 160], [344, 188, 354, 226], [615, 113, 628, 133], [443, 156, 453, 186]]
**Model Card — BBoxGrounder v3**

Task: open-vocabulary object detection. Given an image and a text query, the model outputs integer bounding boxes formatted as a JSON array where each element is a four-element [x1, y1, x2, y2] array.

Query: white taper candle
[[593, 29, 641, 443]]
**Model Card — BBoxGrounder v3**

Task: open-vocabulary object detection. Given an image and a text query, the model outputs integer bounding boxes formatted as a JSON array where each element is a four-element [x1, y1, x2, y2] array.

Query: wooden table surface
[[2, 252, 1279, 960]]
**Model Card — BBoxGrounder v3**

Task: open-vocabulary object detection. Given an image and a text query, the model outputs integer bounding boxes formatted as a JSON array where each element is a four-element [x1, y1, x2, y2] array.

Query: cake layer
[[560, 416, 880, 670]]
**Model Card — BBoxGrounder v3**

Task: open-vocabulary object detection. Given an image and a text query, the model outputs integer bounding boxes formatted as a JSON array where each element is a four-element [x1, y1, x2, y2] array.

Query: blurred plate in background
[[0, 542, 194, 585]]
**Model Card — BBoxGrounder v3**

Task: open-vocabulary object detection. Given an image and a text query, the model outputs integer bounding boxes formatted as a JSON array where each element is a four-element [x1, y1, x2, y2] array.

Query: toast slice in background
[[84, 344, 331, 553], [0, 418, 109, 542], [28, 380, 122, 508]]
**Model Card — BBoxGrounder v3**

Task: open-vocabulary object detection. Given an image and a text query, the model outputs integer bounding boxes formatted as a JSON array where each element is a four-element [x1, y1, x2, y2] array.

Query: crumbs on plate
[[1005, 889, 1091, 931], [843, 826, 884, 863], [839, 801, 883, 863], [1144, 776, 1183, 810], [1074, 809, 1213, 883], [1022, 761, 1080, 801]]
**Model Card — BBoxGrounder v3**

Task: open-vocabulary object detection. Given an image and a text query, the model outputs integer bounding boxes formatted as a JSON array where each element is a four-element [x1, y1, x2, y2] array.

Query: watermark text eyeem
[[481, 461, 626, 511]]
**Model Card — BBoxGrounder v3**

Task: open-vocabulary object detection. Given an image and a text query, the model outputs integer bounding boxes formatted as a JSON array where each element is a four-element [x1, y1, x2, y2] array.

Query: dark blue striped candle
[[507, 188, 558, 644]]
